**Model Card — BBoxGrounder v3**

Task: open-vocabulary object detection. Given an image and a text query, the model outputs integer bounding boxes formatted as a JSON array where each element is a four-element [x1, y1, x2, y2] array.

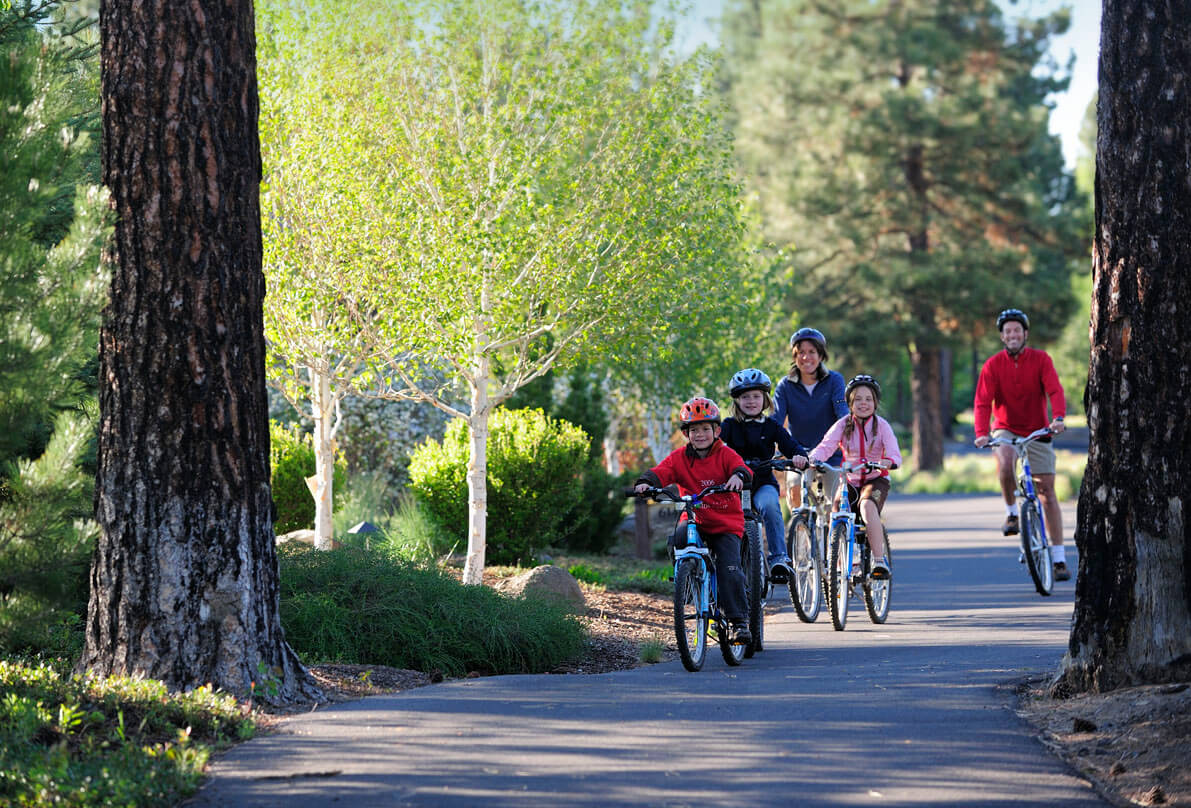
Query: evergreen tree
[[0, 0, 109, 647], [721, 0, 1084, 469]]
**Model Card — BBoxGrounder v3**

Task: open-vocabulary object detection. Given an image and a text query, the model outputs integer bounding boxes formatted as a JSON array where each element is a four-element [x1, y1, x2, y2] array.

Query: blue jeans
[[753, 484, 788, 566]]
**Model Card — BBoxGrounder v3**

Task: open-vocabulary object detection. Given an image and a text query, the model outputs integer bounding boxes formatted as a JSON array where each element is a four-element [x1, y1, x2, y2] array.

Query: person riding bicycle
[[720, 368, 809, 584], [972, 308, 1070, 581], [808, 375, 901, 580], [772, 327, 848, 512], [633, 396, 754, 645]]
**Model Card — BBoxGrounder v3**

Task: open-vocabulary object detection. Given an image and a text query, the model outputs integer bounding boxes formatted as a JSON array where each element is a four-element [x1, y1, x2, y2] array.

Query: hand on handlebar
[[791, 455, 808, 470], [1048, 418, 1066, 435], [974, 435, 990, 448], [723, 474, 744, 492]]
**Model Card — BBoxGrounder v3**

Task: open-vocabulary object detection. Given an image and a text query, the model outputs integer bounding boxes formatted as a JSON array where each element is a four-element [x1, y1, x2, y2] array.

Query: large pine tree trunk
[[909, 344, 945, 471], [1053, 0, 1191, 695], [80, 0, 321, 703]]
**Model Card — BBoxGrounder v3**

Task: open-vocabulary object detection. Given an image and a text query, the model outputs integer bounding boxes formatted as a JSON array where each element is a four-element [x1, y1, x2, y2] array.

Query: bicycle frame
[[987, 427, 1052, 546], [673, 504, 714, 620]]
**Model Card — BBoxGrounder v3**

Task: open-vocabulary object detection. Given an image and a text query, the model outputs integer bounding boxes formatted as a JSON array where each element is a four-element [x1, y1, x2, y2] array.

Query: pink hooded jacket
[[809, 414, 903, 487]]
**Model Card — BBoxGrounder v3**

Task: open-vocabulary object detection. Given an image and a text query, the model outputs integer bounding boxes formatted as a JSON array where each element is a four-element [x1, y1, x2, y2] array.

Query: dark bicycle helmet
[[996, 308, 1029, 331], [729, 368, 772, 398], [679, 396, 722, 429], [789, 327, 828, 361], [845, 374, 881, 402]]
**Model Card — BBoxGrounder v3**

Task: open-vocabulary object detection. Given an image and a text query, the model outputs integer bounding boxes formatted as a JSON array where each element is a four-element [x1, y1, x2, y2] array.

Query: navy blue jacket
[[772, 370, 849, 464], [720, 416, 807, 493]]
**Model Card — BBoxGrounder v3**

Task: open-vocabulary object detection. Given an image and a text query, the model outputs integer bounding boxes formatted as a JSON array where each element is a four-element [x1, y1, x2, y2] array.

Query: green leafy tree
[[257, 0, 746, 583], [721, 0, 1084, 469], [0, 0, 109, 643]]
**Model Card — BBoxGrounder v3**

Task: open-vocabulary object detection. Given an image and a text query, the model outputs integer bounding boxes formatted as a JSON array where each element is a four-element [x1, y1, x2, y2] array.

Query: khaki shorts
[[838, 477, 891, 516], [992, 428, 1056, 476]]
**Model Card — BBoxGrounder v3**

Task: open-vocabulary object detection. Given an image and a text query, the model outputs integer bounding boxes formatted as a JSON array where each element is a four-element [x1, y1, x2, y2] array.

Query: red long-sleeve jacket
[[973, 347, 1066, 438], [637, 440, 751, 536]]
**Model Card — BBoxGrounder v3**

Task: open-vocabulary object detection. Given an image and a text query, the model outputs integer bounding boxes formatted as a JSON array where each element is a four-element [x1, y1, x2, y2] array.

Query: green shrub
[[567, 563, 605, 585], [269, 420, 346, 534], [278, 544, 587, 676], [554, 465, 628, 554], [407, 408, 590, 565]]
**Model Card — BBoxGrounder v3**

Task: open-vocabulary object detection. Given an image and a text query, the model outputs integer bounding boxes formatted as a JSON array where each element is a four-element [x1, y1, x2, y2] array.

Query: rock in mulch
[[492, 564, 585, 610]]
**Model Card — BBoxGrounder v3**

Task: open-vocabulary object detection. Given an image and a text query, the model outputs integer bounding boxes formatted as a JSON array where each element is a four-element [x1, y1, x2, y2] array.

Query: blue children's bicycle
[[812, 460, 893, 631], [984, 427, 1055, 596], [627, 484, 760, 671]]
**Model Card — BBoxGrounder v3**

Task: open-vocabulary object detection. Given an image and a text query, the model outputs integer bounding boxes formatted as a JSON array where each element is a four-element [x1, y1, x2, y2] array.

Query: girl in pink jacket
[[809, 375, 902, 579]]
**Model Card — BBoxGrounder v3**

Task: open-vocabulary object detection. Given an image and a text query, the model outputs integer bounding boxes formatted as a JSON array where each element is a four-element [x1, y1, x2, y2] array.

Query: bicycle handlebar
[[623, 483, 732, 503], [746, 457, 804, 472], [810, 459, 890, 474], [982, 427, 1053, 449]]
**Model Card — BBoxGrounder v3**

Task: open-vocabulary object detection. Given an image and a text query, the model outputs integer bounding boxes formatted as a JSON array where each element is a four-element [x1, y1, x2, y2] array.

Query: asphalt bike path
[[190, 494, 1104, 807]]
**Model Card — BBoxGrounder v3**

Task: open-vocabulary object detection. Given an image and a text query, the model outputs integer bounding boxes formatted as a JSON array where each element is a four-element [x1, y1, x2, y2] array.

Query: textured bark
[[1054, 0, 1191, 695], [80, 0, 321, 702]]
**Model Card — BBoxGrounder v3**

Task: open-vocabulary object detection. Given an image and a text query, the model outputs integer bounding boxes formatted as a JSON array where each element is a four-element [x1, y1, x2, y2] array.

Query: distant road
[[192, 493, 1103, 807]]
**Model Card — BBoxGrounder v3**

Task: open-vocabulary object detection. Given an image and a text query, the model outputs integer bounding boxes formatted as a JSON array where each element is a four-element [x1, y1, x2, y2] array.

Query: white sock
[[1006, 504, 1019, 517], [1052, 546, 1066, 563]]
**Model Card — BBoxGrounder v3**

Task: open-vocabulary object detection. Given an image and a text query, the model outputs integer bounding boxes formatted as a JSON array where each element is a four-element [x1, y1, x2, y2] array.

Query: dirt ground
[[304, 584, 1190, 807]]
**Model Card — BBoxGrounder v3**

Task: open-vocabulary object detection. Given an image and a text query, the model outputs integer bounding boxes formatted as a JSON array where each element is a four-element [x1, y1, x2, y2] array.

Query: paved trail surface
[[190, 494, 1103, 807]]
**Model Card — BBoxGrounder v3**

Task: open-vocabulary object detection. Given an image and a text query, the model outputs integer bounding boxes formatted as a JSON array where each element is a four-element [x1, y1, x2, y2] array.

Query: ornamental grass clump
[[278, 545, 587, 676]]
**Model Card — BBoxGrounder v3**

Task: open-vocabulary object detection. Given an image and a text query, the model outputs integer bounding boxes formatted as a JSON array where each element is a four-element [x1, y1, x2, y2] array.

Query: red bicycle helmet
[[679, 396, 722, 429]]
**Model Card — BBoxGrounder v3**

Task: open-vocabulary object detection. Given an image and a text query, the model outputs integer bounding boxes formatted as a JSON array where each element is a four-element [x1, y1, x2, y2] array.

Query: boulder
[[493, 565, 585, 610]]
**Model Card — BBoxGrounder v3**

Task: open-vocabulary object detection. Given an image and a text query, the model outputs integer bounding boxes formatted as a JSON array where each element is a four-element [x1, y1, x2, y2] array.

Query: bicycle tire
[[1021, 502, 1054, 596], [719, 616, 746, 666], [787, 513, 821, 622], [673, 558, 707, 671], [828, 521, 851, 631], [863, 528, 892, 624], [744, 520, 765, 657]]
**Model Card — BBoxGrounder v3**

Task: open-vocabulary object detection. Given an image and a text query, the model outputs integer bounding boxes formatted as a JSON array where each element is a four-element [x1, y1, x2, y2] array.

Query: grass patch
[[278, 545, 587, 676], [0, 659, 252, 807], [893, 449, 1086, 500], [548, 553, 672, 595], [639, 639, 665, 664]]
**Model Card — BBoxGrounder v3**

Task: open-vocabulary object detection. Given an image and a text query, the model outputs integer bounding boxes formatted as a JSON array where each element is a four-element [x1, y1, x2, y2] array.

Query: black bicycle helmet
[[789, 327, 828, 360], [996, 308, 1029, 331], [845, 374, 881, 402], [729, 368, 772, 398]]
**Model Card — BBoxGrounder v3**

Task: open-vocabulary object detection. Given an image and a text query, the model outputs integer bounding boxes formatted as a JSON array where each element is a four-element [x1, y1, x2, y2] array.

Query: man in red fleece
[[634, 396, 753, 643], [973, 309, 1071, 581]]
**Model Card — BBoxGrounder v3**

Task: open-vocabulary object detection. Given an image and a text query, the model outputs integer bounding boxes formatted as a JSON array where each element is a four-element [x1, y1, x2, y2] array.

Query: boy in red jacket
[[634, 396, 754, 644]]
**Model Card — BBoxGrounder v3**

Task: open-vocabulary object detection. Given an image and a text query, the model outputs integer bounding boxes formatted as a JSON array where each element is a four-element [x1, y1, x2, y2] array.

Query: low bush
[[0, 659, 252, 806], [278, 544, 587, 676], [270, 420, 346, 534], [407, 408, 591, 565]]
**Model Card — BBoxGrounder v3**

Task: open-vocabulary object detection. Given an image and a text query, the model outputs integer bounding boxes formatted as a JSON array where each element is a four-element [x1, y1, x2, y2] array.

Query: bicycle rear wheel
[[743, 520, 765, 657], [719, 617, 745, 666], [787, 513, 821, 622], [1021, 502, 1054, 596], [673, 559, 707, 671], [828, 522, 851, 631], [863, 529, 892, 624]]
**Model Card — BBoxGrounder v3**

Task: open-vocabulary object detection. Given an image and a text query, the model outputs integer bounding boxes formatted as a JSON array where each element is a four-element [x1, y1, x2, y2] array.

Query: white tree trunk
[[462, 367, 490, 585], [644, 402, 673, 465], [603, 409, 621, 475], [310, 366, 336, 551]]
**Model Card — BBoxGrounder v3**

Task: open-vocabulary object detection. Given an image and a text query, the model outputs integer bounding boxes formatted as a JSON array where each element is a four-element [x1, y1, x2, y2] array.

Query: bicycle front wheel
[[674, 559, 707, 671], [743, 520, 765, 657], [1021, 502, 1054, 596], [828, 521, 851, 631], [863, 529, 892, 624], [787, 513, 821, 622]]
